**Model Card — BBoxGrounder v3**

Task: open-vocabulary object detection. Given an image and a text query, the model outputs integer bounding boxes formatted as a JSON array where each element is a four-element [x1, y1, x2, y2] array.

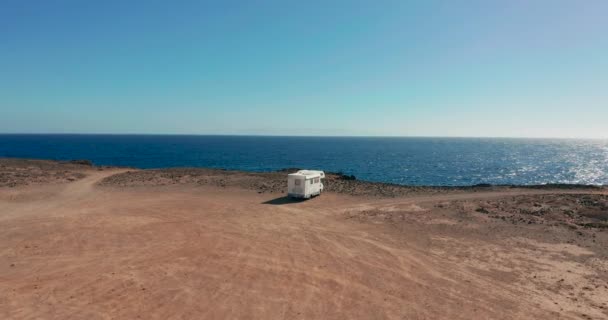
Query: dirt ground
[[1, 160, 607, 319], [0, 158, 97, 188]]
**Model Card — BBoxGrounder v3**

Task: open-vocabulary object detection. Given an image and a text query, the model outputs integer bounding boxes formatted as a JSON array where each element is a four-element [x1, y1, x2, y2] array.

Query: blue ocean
[[1, 134, 607, 186]]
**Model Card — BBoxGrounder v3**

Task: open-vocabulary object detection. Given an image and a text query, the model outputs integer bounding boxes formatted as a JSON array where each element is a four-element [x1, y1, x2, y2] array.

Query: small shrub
[[475, 207, 490, 214]]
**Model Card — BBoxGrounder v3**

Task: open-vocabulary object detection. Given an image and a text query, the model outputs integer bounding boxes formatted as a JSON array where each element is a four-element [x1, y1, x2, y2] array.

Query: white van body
[[287, 170, 325, 199]]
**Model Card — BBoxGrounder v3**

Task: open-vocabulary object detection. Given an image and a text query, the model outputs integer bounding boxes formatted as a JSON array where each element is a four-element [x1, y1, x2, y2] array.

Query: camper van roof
[[288, 170, 325, 178], [296, 170, 323, 176]]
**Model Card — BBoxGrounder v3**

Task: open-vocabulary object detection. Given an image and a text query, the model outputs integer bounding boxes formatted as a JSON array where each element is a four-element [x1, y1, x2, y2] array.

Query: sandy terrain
[[1, 159, 607, 319]]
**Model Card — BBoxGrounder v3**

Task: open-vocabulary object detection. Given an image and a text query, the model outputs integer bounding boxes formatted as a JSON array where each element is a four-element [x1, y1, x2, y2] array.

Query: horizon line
[[0, 132, 606, 140]]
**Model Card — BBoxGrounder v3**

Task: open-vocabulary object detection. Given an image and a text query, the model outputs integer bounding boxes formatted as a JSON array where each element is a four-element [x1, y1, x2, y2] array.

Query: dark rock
[[475, 207, 490, 214], [473, 183, 492, 188], [68, 159, 93, 166]]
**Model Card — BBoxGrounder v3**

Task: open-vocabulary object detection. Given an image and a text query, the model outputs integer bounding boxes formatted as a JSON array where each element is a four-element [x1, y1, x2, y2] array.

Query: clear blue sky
[[1, 0, 607, 137]]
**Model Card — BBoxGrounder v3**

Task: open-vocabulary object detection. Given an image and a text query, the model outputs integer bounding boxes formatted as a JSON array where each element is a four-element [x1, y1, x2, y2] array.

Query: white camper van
[[287, 170, 325, 199]]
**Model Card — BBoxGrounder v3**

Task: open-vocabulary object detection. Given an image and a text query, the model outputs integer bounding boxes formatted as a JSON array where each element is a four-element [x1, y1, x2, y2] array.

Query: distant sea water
[[1, 134, 607, 186]]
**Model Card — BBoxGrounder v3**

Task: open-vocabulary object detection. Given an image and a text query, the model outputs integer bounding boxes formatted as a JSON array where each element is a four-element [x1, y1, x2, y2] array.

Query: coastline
[[1, 157, 604, 192]]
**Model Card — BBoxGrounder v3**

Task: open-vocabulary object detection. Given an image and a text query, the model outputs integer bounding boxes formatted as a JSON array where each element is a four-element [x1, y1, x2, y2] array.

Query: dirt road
[[1, 167, 607, 319]]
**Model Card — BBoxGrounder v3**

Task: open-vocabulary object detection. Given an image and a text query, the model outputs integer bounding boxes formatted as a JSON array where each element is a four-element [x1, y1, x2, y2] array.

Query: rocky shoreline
[[2, 158, 605, 196]]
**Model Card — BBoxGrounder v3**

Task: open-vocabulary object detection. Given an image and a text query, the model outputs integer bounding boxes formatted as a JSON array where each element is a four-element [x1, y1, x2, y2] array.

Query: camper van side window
[[295, 179, 300, 186], [310, 180, 313, 185]]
